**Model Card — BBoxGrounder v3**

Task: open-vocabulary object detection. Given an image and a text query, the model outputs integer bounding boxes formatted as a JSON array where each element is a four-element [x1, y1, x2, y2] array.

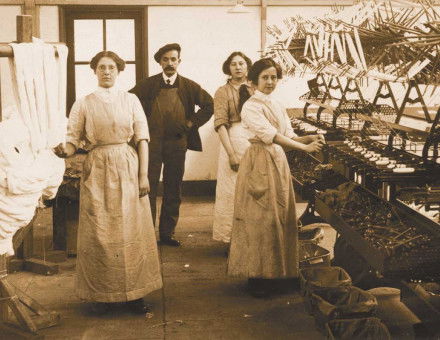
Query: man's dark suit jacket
[[130, 73, 214, 151]]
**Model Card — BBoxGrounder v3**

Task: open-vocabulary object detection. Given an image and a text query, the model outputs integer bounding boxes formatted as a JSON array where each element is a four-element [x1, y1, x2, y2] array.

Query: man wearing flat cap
[[130, 43, 213, 247]]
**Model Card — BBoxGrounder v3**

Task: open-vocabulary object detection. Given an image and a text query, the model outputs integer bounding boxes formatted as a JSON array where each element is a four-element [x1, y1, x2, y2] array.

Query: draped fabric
[[0, 39, 68, 255], [9, 38, 68, 151]]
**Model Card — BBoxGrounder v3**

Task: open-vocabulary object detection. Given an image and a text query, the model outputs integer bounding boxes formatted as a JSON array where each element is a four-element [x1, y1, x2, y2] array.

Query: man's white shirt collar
[[162, 72, 178, 85]]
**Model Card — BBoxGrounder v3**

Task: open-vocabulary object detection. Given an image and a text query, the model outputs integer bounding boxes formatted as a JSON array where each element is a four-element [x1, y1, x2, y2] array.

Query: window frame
[[62, 6, 147, 112]]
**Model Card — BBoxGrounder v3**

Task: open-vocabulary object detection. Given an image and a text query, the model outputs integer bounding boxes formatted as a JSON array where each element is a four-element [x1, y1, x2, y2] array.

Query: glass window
[[74, 20, 103, 62], [106, 19, 135, 61], [67, 9, 143, 110]]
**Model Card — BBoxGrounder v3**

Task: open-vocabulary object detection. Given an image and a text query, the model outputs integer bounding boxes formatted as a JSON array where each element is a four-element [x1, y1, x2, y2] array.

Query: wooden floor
[[4, 197, 417, 339]]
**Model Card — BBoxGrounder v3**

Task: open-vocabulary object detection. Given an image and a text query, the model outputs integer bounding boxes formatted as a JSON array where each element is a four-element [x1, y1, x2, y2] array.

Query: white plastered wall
[[39, 6, 59, 42], [0, 6, 22, 119]]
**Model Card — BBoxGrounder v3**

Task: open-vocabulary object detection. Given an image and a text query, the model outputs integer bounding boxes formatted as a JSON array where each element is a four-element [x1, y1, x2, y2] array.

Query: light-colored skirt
[[75, 143, 162, 302], [227, 141, 299, 278], [213, 123, 250, 243]]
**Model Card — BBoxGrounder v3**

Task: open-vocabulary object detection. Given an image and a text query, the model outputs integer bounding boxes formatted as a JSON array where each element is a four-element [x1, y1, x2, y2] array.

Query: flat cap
[[154, 43, 181, 63]]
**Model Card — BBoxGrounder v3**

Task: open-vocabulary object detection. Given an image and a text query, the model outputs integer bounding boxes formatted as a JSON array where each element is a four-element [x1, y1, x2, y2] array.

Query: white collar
[[162, 72, 178, 85], [97, 85, 118, 94], [254, 89, 272, 102]]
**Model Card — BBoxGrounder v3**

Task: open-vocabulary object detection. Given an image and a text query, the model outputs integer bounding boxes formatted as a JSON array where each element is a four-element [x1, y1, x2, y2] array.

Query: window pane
[[74, 19, 103, 62], [75, 65, 97, 99], [106, 19, 135, 61], [116, 64, 136, 91]]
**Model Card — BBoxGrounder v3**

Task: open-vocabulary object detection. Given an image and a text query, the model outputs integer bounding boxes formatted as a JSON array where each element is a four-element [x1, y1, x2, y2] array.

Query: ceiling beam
[[0, 0, 24, 4], [18, 0, 358, 6], [32, 0, 259, 5]]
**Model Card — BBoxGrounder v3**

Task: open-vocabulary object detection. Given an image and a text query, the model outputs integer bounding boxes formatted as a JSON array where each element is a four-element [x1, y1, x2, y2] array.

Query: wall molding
[[1, 1, 357, 6], [0, 1, 24, 4]]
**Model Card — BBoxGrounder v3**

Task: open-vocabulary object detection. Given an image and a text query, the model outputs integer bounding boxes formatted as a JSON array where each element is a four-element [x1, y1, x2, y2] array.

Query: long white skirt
[[213, 123, 250, 243], [227, 142, 299, 278]]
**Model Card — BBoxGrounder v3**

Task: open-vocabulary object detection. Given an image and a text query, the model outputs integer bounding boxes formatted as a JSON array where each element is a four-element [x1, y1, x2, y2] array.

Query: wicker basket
[[310, 286, 378, 331], [326, 317, 391, 340], [300, 266, 352, 314]]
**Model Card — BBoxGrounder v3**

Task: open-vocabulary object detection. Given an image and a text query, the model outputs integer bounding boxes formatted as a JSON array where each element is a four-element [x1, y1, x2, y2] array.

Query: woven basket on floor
[[310, 286, 378, 331], [300, 266, 352, 314], [326, 317, 391, 340]]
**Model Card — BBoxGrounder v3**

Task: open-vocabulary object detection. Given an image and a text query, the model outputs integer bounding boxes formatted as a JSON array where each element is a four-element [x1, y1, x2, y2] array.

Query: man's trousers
[[148, 138, 187, 239]]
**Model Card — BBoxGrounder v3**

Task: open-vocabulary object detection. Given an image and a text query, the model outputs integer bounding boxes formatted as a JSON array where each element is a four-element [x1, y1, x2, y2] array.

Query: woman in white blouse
[[54, 51, 162, 314], [227, 58, 325, 297]]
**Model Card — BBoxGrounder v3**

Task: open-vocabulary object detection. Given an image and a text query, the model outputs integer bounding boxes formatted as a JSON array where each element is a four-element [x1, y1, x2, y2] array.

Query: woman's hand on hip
[[139, 173, 150, 197], [228, 153, 240, 172]]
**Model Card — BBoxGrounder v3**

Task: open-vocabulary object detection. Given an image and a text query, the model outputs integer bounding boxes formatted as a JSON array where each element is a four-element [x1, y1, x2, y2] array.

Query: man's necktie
[[166, 79, 171, 85]]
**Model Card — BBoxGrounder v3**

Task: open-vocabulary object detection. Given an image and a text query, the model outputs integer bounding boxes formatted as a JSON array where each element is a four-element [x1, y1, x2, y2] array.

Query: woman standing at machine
[[227, 58, 325, 297], [212, 51, 253, 244], [55, 51, 162, 313]]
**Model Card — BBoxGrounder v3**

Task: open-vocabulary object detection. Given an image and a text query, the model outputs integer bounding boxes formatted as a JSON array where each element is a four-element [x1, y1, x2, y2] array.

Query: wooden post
[[0, 256, 8, 322], [260, 0, 267, 56], [15, 15, 35, 266], [0, 65, 2, 122], [16, 15, 33, 43], [23, 0, 40, 39]]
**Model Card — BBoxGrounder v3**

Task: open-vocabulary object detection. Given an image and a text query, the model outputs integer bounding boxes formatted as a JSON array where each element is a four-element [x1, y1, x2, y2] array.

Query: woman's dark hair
[[248, 58, 282, 85], [238, 84, 252, 113], [90, 51, 125, 72], [222, 51, 252, 76]]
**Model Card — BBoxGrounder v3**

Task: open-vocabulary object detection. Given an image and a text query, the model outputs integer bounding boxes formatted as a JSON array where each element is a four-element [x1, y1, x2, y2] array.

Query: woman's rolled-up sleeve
[[241, 100, 277, 145], [131, 93, 150, 144], [66, 99, 85, 149], [213, 86, 230, 131]]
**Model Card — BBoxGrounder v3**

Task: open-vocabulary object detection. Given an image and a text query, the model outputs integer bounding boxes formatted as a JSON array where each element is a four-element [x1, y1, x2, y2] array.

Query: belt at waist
[[91, 142, 128, 150]]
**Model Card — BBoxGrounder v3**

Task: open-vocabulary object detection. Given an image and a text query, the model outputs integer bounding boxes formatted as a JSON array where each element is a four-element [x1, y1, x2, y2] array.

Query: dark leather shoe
[[249, 287, 270, 298], [90, 302, 110, 314], [127, 298, 150, 314], [160, 237, 181, 247], [248, 278, 270, 298]]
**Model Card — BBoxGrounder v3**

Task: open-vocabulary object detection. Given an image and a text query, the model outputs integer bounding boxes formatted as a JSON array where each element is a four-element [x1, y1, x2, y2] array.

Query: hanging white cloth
[[0, 38, 68, 255], [9, 38, 68, 151]]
